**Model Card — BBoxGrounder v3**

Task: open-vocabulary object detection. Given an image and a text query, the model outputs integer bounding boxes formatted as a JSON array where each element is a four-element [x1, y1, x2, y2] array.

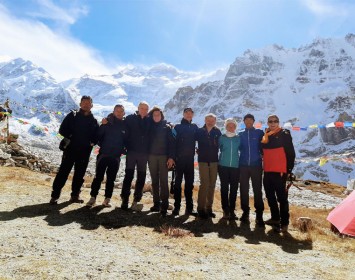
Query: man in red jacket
[[261, 114, 295, 232]]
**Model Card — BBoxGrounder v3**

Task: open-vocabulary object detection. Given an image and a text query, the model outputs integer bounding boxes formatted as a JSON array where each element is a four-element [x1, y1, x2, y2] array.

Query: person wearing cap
[[195, 113, 222, 219], [218, 118, 240, 220], [120, 101, 151, 211], [50, 96, 99, 204], [238, 113, 265, 226], [86, 105, 127, 208], [171, 107, 199, 216], [261, 114, 295, 232]]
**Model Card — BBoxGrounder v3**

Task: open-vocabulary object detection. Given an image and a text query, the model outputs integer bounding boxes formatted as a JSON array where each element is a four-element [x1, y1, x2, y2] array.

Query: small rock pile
[[0, 141, 57, 173]]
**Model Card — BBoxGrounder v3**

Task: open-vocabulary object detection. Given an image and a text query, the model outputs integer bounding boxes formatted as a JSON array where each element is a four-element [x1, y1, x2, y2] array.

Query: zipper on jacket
[[230, 137, 233, 167], [248, 130, 251, 166]]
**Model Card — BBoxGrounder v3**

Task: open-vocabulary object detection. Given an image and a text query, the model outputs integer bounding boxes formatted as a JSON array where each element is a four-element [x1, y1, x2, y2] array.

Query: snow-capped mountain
[[165, 34, 355, 186], [0, 35, 354, 185], [62, 63, 227, 118], [0, 58, 77, 148]]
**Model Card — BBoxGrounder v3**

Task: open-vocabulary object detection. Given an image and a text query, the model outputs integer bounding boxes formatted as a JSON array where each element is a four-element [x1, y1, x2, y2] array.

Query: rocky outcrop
[[0, 142, 56, 173]]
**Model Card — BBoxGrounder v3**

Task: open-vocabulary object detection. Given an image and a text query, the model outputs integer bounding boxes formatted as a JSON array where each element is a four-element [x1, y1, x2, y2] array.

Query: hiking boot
[[281, 225, 289, 233], [172, 208, 180, 216], [160, 210, 167, 218], [240, 213, 250, 223], [229, 212, 238, 221], [86, 197, 96, 207], [69, 196, 84, 203], [102, 198, 111, 207], [198, 211, 208, 219], [222, 211, 230, 220], [264, 218, 280, 226], [207, 211, 216, 218], [121, 197, 129, 210], [185, 209, 198, 217], [150, 204, 160, 212], [131, 200, 143, 211], [49, 197, 58, 205]]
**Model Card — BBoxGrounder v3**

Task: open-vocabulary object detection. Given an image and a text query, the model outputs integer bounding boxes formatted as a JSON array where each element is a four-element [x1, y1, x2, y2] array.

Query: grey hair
[[205, 113, 217, 120], [138, 101, 150, 108]]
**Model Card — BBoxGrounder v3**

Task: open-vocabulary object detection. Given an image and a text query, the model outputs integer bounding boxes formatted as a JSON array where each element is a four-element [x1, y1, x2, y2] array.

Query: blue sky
[[0, 0, 355, 81]]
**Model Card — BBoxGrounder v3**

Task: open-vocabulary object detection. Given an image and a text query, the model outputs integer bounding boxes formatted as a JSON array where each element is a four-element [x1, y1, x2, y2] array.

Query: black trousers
[[263, 172, 289, 226], [51, 150, 91, 199], [90, 155, 120, 198], [218, 166, 240, 213], [121, 151, 148, 202], [174, 156, 195, 211], [239, 166, 264, 215]]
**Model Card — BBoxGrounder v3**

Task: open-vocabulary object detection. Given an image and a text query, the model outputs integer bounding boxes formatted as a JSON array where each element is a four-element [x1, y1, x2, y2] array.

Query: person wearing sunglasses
[[261, 114, 295, 233]]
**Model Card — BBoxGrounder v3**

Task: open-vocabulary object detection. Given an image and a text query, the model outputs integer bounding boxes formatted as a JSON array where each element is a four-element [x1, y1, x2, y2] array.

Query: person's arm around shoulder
[[90, 117, 100, 146]]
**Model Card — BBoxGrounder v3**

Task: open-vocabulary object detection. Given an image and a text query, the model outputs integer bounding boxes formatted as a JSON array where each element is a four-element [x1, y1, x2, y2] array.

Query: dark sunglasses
[[268, 120, 279, 124]]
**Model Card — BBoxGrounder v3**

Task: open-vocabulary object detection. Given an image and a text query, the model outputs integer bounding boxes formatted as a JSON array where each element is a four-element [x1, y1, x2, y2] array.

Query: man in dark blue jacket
[[196, 113, 221, 219], [50, 96, 99, 204], [239, 113, 265, 226], [172, 108, 198, 216], [86, 104, 127, 207], [120, 101, 151, 210]]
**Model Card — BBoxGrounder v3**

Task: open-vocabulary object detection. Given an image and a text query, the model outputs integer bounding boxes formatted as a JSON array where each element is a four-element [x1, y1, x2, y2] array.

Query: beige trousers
[[197, 162, 218, 212]]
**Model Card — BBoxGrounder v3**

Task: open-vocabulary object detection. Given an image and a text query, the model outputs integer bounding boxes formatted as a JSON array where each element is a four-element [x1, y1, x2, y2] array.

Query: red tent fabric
[[327, 191, 355, 237]]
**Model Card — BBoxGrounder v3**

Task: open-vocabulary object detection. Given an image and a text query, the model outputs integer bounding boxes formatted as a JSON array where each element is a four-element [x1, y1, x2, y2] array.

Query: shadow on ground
[[0, 200, 313, 254]]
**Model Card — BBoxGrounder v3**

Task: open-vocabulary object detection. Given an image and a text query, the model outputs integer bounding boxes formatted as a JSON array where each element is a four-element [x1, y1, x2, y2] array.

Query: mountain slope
[[164, 34, 355, 185]]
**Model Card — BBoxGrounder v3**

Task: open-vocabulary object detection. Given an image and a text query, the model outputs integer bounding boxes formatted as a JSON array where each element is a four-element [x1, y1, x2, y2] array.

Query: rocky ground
[[0, 166, 354, 280]]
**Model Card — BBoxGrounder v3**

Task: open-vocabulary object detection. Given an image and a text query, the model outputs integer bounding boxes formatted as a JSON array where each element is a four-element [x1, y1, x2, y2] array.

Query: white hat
[[225, 118, 237, 128]]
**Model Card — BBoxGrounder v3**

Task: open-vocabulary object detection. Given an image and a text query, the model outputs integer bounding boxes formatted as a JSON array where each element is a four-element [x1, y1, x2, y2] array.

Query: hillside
[[0, 166, 354, 279]]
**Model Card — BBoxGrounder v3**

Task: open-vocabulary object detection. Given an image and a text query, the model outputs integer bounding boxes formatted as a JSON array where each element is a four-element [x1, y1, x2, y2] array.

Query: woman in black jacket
[[148, 106, 175, 217]]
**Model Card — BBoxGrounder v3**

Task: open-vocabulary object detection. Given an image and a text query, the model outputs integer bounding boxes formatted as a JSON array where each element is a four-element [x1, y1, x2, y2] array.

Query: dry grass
[[290, 205, 355, 252], [159, 225, 193, 238], [294, 180, 346, 197]]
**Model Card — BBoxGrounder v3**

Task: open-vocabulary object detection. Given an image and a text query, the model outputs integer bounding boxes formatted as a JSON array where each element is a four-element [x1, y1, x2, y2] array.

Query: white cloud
[[30, 0, 88, 25], [301, 0, 351, 17], [0, 3, 112, 81]]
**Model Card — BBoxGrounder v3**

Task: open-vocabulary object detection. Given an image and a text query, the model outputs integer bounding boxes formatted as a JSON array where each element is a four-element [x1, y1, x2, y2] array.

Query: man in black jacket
[[196, 113, 221, 219], [50, 96, 99, 204], [120, 101, 151, 210], [172, 108, 198, 216], [86, 105, 127, 207]]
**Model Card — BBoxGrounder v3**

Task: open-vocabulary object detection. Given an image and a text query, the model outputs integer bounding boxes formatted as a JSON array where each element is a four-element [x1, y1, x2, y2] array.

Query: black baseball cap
[[243, 113, 255, 121], [183, 107, 194, 113]]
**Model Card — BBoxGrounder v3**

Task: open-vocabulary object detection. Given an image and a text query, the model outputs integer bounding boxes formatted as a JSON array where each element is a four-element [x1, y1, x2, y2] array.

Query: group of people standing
[[49, 95, 295, 232]]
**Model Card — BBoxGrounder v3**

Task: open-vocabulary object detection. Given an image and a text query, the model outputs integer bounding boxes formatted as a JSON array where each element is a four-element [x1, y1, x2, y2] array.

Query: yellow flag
[[319, 157, 328, 167]]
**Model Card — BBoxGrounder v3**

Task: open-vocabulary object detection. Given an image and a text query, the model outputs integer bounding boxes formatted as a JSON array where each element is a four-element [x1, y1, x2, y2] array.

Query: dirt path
[[0, 167, 354, 280]]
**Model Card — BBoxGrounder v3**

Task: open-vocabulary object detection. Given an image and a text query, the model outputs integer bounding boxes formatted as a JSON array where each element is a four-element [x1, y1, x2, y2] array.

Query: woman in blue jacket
[[218, 118, 240, 220]]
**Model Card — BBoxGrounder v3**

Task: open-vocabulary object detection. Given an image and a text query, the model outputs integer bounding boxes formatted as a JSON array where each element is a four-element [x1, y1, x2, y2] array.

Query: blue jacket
[[172, 118, 198, 159], [219, 134, 240, 168], [196, 125, 221, 163], [239, 127, 264, 167]]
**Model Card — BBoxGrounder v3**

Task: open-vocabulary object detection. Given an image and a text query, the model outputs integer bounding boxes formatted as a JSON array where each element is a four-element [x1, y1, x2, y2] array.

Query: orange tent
[[327, 191, 355, 237]]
